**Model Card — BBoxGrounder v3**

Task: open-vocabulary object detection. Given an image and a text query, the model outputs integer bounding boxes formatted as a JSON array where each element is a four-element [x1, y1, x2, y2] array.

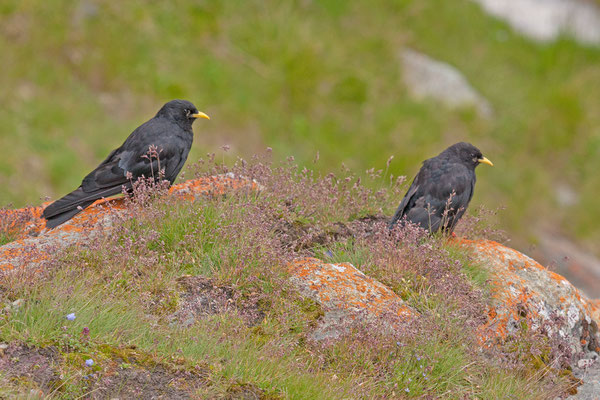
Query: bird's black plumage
[[389, 142, 493, 234], [42, 99, 209, 229]]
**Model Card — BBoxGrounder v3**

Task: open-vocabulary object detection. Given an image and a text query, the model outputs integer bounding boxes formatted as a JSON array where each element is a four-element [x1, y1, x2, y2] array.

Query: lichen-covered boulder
[[289, 257, 414, 340], [459, 239, 600, 363]]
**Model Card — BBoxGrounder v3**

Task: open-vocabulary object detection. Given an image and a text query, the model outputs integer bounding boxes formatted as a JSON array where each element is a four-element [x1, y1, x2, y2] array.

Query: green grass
[[0, 233, 15, 246], [1, 0, 600, 249]]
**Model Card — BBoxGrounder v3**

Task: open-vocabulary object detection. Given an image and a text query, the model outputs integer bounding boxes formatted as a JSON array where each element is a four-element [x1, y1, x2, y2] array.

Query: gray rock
[[570, 364, 600, 399], [578, 358, 597, 369], [401, 49, 493, 118], [556, 183, 579, 207], [473, 0, 600, 45]]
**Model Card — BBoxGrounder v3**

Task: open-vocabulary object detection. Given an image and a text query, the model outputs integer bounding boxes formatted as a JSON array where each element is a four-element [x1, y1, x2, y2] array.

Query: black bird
[[42, 99, 209, 229], [388, 142, 493, 234]]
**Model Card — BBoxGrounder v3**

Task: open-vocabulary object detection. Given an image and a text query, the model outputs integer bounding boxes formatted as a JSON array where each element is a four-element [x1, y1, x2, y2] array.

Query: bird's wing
[[425, 163, 468, 197], [80, 119, 188, 192], [389, 179, 420, 227], [389, 160, 434, 228], [80, 149, 130, 192], [389, 160, 474, 232], [119, 118, 191, 183]]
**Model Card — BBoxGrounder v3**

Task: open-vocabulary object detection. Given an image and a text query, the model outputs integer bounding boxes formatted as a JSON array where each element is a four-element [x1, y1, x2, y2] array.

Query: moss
[[297, 297, 324, 323], [63, 351, 102, 372], [95, 344, 158, 368]]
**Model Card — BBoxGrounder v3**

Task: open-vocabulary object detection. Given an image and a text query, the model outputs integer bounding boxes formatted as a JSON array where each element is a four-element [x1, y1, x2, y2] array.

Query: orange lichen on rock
[[0, 175, 257, 273], [457, 238, 600, 356], [289, 257, 414, 340]]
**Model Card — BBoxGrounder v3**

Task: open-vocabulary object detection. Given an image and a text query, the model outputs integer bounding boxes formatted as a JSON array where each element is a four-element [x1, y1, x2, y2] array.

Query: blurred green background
[[1, 0, 600, 253]]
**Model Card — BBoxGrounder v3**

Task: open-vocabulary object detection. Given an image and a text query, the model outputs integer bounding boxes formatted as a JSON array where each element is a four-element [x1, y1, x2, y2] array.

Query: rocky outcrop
[[290, 240, 600, 360], [473, 0, 600, 45], [3, 176, 600, 393], [0, 175, 257, 273], [400, 49, 493, 118]]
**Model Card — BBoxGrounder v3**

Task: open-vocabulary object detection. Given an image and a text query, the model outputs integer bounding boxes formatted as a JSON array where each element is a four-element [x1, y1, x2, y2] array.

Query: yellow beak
[[478, 157, 493, 167], [191, 111, 210, 120]]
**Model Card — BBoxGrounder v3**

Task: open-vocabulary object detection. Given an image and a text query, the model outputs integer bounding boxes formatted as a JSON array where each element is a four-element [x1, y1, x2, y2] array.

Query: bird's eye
[[185, 109, 191, 117]]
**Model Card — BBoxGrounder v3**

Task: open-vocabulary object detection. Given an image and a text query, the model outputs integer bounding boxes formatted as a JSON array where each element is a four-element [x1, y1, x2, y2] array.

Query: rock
[[72, 0, 99, 26], [473, 0, 600, 45], [289, 257, 415, 340], [2, 299, 23, 313], [400, 49, 493, 118], [570, 364, 600, 399], [458, 239, 600, 360], [0, 175, 258, 274], [556, 183, 579, 207], [578, 358, 596, 369]]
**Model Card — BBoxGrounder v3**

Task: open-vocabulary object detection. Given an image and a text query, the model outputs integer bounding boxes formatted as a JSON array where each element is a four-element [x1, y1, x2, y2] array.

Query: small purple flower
[[422, 372, 426, 377], [66, 313, 76, 321], [85, 359, 94, 367], [325, 250, 334, 258], [416, 356, 421, 361], [405, 387, 410, 393]]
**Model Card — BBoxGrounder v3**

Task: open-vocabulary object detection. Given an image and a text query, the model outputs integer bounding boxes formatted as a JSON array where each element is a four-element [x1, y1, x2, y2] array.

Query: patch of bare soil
[[90, 360, 207, 399], [170, 276, 265, 327], [0, 343, 209, 399], [0, 344, 61, 393]]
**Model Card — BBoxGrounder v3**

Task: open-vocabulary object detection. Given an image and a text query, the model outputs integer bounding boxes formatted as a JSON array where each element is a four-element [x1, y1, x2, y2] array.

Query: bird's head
[[447, 142, 493, 169], [156, 99, 210, 128]]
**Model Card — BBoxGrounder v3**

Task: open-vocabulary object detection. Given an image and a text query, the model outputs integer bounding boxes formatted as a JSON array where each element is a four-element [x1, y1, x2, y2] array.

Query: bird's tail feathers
[[42, 186, 124, 228], [44, 200, 96, 229]]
